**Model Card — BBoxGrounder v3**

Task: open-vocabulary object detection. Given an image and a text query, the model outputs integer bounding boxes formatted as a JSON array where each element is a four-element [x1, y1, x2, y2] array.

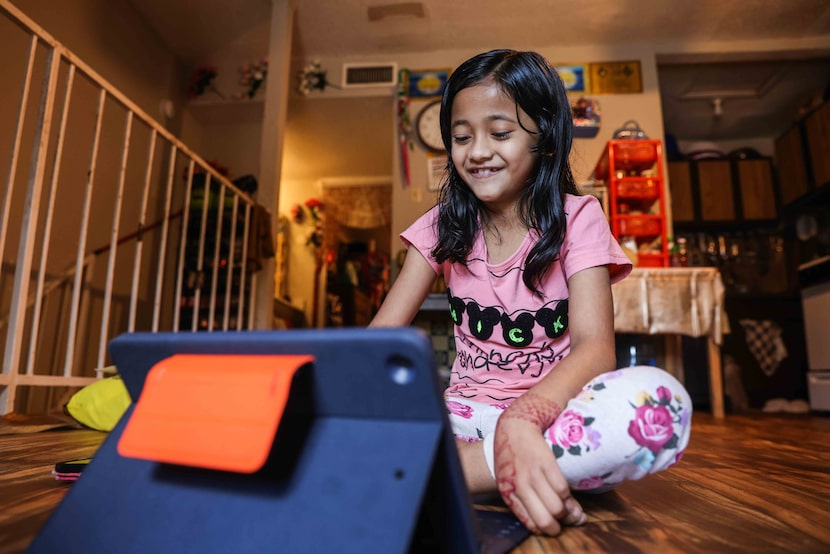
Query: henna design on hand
[[494, 392, 563, 534], [494, 429, 539, 533], [500, 391, 562, 430]]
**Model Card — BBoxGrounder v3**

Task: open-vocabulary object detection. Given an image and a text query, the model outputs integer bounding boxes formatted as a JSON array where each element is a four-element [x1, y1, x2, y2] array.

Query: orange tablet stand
[[117, 353, 313, 473]]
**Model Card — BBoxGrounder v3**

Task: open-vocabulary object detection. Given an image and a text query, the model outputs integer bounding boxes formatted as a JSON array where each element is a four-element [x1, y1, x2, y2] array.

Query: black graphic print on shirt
[[446, 288, 569, 347]]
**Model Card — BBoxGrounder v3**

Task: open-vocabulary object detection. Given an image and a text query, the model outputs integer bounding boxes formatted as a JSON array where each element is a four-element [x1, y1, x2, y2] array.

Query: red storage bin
[[618, 216, 661, 237], [612, 141, 658, 174], [615, 177, 659, 200]]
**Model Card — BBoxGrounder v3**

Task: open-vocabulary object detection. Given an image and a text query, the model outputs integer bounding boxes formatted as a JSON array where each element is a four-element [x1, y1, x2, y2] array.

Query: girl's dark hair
[[431, 49, 580, 296]]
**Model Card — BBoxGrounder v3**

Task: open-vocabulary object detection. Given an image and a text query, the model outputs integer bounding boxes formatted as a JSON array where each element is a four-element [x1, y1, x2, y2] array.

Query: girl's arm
[[369, 245, 437, 327], [494, 265, 617, 535]]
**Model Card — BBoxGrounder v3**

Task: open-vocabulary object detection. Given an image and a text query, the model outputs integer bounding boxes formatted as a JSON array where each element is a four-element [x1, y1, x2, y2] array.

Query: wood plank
[[697, 160, 735, 221], [2, 413, 830, 553]]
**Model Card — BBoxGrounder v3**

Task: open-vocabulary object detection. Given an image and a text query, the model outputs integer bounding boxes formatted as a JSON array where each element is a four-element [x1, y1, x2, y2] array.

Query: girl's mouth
[[469, 167, 501, 177]]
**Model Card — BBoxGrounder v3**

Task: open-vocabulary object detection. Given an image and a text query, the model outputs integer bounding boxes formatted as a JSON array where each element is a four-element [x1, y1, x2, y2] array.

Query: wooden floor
[[2, 412, 829, 553]]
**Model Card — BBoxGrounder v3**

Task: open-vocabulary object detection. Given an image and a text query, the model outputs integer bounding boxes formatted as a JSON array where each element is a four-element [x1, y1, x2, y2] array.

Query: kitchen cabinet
[[773, 99, 830, 212], [697, 160, 737, 221], [738, 159, 778, 219], [805, 100, 830, 189], [668, 157, 779, 225], [594, 139, 669, 267], [774, 124, 810, 206], [668, 161, 695, 223]]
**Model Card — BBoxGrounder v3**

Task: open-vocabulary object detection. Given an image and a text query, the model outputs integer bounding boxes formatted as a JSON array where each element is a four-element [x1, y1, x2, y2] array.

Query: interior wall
[[8, 0, 187, 132]]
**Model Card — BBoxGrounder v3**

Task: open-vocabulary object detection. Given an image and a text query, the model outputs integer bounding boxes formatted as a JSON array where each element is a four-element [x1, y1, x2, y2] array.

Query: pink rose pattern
[[548, 409, 597, 459], [627, 387, 683, 454], [446, 400, 473, 419], [549, 380, 687, 491]]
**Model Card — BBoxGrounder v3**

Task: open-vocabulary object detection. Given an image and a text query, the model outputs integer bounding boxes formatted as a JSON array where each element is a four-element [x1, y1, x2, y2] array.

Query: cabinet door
[[697, 160, 735, 221], [738, 159, 777, 219], [668, 161, 695, 222], [774, 125, 810, 205], [806, 102, 830, 188]]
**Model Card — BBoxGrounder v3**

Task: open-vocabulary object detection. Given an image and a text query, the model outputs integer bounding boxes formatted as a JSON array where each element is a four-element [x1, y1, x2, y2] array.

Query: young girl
[[370, 50, 691, 537]]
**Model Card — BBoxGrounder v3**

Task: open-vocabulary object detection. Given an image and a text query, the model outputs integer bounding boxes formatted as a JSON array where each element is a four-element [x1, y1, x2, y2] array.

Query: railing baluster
[[64, 88, 106, 376], [208, 186, 226, 331], [26, 64, 76, 375], [238, 204, 252, 330], [0, 36, 36, 290], [173, 159, 195, 332], [128, 129, 157, 332], [2, 46, 62, 409], [192, 172, 212, 331], [97, 111, 133, 368], [152, 144, 178, 332], [223, 196, 239, 330]]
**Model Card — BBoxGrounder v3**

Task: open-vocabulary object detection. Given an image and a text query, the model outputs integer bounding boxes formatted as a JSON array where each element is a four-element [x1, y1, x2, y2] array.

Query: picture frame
[[407, 68, 451, 99], [426, 154, 448, 191], [555, 64, 587, 93], [588, 61, 643, 94]]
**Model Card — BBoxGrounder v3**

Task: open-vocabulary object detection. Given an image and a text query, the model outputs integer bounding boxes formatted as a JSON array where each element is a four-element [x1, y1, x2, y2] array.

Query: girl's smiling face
[[450, 80, 540, 213]]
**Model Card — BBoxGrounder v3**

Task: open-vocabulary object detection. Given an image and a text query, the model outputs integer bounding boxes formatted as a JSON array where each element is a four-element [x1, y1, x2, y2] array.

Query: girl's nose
[[468, 136, 493, 160]]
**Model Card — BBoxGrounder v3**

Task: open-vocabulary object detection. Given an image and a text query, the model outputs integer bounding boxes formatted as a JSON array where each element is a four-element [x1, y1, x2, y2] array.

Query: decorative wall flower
[[187, 65, 225, 99], [232, 57, 268, 100], [287, 199, 324, 249], [296, 60, 339, 95], [305, 198, 323, 222], [304, 198, 324, 248], [290, 203, 305, 224]]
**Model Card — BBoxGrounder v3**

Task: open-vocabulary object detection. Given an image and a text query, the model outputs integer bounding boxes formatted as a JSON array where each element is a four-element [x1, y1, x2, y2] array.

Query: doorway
[[315, 177, 392, 327]]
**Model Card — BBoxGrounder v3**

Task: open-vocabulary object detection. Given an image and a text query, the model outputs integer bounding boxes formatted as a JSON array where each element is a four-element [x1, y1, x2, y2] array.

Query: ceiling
[[129, 0, 830, 142]]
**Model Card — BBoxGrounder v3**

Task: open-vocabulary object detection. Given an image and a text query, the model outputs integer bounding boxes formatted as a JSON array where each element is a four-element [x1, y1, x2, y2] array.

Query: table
[[613, 267, 727, 418]]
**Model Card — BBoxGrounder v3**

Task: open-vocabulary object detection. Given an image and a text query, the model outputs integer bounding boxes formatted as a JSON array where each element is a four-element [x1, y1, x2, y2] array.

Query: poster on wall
[[427, 154, 448, 191], [588, 61, 643, 94], [555, 64, 587, 93], [407, 69, 451, 99]]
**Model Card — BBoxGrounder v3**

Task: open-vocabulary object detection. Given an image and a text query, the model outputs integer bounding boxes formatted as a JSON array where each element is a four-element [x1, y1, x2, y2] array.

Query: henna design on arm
[[500, 391, 562, 430]]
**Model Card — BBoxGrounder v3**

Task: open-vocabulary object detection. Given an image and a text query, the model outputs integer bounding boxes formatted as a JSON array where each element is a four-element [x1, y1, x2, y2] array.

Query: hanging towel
[[738, 319, 788, 377], [247, 204, 276, 272]]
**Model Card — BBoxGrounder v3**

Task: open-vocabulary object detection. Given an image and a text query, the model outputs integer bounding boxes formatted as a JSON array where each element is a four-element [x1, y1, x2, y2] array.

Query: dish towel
[[739, 319, 788, 377]]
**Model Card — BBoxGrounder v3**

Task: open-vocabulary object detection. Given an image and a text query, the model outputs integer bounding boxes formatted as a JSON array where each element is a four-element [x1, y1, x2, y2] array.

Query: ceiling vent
[[342, 62, 398, 88]]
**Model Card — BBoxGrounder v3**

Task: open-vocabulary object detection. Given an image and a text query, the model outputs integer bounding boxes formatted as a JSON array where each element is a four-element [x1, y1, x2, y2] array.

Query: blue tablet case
[[29, 327, 527, 554]]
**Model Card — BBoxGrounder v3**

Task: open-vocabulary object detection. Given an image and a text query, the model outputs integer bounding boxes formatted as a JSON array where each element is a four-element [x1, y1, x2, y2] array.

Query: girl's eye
[[492, 131, 512, 140], [453, 135, 471, 144]]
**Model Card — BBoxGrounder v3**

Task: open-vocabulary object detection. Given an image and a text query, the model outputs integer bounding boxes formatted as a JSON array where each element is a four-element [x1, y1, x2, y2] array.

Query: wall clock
[[415, 100, 444, 153]]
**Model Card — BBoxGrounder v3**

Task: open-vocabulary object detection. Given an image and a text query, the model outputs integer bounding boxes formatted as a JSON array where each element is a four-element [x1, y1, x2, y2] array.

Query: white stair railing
[[0, 0, 260, 414]]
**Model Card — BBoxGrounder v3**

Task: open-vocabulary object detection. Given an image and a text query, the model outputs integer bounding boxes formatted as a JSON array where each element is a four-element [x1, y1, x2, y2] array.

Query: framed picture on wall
[[407, 69, 451, 99], [427, 154, 448, 191], [554, 64, 587, 93]]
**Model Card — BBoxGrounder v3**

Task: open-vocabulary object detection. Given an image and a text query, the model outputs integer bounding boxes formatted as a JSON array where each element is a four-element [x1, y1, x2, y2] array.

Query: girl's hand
[[493, 392, 587, 536]]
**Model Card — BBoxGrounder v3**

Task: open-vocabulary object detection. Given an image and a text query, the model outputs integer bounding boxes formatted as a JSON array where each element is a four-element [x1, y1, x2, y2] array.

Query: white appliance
[[800, 254, 830, 411]]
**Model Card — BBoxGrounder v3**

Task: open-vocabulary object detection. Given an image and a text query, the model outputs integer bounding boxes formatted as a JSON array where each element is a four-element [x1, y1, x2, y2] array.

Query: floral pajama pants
[[446, 366, 692, 492]]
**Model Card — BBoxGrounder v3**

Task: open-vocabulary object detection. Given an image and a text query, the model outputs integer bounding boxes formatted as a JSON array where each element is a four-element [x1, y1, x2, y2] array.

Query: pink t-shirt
[[401, 194, 632, 404]]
